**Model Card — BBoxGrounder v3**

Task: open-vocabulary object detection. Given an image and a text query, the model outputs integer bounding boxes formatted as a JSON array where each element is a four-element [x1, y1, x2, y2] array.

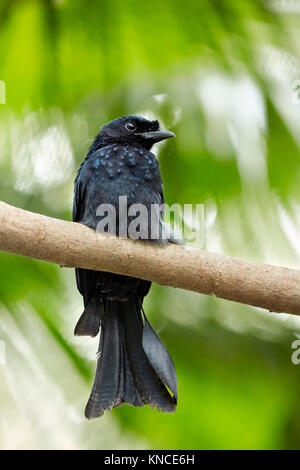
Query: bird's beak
[[139, 130, 176, 142]]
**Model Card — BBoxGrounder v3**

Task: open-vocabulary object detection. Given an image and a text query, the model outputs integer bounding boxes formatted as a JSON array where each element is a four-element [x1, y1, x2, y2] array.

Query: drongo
[[73, 115, 178, 418]]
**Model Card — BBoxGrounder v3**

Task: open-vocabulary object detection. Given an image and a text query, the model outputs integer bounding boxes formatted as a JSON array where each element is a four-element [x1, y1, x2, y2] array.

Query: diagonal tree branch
[[0, 201, 299, 315]]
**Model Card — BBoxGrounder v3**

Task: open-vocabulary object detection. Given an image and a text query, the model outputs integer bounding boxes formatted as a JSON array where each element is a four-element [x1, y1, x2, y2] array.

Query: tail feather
[[85, 301, 123, 418], [121, 318, 145, 407], [141, 308, 178, 403], [74, 295, 103, 337], [123, 298, 176, 413], [83, 296, 177, 419]]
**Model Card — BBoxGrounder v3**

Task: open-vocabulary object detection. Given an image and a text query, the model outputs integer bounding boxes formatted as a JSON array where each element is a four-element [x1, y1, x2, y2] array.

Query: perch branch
[[0, 201, 299, 315]]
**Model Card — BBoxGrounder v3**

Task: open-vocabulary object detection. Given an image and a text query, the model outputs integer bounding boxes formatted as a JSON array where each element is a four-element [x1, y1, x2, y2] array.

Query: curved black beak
[[138, 129, 176, 142]]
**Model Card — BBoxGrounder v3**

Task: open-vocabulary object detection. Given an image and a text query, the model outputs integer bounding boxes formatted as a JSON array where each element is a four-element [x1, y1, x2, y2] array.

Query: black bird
[[73, 115, 178, 419]]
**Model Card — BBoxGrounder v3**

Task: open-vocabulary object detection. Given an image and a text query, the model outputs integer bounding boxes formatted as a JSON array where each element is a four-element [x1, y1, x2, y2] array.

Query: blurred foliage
[[0, 0, 300, 450]]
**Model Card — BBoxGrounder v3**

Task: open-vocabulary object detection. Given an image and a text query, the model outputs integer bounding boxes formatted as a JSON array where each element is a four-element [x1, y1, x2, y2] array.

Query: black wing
[[73, 163, 99, 304], [73, 158, 89, 223]]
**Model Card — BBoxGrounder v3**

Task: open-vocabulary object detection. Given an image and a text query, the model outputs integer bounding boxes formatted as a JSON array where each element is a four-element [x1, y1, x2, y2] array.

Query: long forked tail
[[82, 297, 177, 419]]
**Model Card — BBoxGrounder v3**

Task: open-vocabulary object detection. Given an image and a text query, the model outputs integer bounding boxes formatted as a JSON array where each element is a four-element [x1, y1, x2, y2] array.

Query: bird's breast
[[88, 144, 158, 184], [77, 144, 163, 230]]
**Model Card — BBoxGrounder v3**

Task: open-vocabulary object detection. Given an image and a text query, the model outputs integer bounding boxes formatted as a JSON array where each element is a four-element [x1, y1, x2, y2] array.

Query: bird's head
[[100, 115, 175, 150]]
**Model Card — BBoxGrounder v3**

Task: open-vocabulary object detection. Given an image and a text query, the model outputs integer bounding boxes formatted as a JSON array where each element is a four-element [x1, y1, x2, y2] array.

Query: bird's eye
[[125, 122, 137, 132]]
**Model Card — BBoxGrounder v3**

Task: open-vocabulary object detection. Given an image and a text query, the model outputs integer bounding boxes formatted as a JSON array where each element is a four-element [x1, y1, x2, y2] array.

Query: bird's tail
[[78, 297, 177, 419]]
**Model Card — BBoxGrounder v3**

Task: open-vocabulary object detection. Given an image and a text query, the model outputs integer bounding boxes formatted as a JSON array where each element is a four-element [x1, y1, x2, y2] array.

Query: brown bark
[[0, 201, 299, 315]]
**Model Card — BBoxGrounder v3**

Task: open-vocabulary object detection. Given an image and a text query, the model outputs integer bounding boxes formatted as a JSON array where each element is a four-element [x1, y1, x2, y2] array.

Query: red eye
[[125, 122, 137, 132]]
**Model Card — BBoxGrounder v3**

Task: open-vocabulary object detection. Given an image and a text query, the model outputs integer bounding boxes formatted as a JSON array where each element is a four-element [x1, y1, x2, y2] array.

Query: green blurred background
[[0, 0, 300, 450]]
